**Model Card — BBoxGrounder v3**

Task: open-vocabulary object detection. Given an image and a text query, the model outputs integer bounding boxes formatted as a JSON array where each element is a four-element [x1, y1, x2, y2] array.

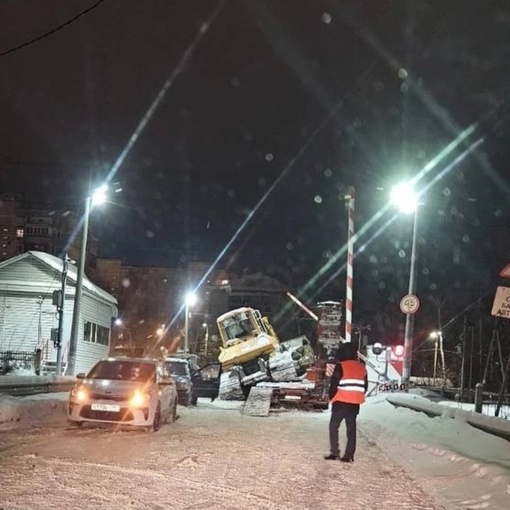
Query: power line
[[0, 0, 109, 58]]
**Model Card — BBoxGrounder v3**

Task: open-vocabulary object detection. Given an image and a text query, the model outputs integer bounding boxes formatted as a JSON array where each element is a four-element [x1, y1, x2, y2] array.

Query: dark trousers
[[329, 402, 358, 458]]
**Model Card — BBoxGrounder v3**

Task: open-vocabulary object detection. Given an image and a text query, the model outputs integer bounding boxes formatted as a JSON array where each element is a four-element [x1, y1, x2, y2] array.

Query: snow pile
[[360, 393, 510, 509], [0, 395, 20, 425], [0, 393, 68, 430], [385, 393, 510, 441]]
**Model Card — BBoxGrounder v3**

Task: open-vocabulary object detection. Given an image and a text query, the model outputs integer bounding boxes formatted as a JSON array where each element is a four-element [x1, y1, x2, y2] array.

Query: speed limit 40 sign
[[400, 294, 420, 315]]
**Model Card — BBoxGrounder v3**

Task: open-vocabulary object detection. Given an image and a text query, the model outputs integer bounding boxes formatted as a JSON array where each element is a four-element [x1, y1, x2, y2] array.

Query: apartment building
[[0, 193, 98, 269]]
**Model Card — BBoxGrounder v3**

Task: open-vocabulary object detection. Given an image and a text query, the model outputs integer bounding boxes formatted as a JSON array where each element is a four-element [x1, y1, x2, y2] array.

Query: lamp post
[[55, 254, 70, 375], [391, 182, 419, 388], [202, 322, 209, 356], [66, 185, 108, 376], [184, 292, 197, 354], [429, 331, 440, 386]]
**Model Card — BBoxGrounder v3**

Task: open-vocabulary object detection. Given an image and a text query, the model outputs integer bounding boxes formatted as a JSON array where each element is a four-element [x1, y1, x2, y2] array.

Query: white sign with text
[[491, 286, 510, 319]]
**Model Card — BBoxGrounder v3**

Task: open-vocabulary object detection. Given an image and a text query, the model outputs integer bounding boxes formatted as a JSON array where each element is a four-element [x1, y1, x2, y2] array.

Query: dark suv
[[164, 357, 192, 406]]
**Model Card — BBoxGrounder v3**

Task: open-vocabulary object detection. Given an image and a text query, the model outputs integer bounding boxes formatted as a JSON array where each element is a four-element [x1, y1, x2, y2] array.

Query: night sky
[[1, 0, 510, 342]]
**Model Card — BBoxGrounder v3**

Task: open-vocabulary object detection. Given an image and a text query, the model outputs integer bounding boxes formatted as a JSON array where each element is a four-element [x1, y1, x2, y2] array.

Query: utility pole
[[55, 254, 69, 375], [459, 316, 467, 402], [67, 197, 91, 376], [402, 206, 419, 386]]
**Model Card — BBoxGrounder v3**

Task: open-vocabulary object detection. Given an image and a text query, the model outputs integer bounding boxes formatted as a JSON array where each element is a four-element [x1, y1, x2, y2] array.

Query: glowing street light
[[429, 330, 447, 387], [391, 181, 419, 388], [184, 292, 197, 354], [91, 184, 108, 206], [66, 184, 108, 376], [429, 331, 441, 386], [390, 182, 418, 214]]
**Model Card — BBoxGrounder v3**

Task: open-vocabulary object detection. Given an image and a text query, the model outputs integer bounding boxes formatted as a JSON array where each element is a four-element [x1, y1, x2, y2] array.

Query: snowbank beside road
[[0, 393, 67, 430], [360, 394, 510, 510], [387, 393, 510, 441]]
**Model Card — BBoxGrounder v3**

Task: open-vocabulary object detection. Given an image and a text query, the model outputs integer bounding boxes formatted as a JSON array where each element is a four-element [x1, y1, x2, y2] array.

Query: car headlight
[[71, 386, 88, 403], [130, 389, 150, 407]]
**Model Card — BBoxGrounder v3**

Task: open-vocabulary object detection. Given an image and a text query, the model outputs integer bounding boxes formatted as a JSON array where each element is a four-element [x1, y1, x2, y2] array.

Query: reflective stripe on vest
[[331, 360, 367, 405]]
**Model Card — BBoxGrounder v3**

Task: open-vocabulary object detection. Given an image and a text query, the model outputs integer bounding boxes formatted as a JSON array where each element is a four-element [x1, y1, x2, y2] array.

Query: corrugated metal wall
[[1, 255, 116, 375], [0, 257, 55, 285], [0, 289, 57, 352], [75, 294, 112, 374]]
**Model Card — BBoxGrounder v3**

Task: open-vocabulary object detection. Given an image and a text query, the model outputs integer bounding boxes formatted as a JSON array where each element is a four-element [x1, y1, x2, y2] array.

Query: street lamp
[[391, 181, 419, 388], [429, 331, 440, 386], [66, 185, 108, 375], [114, 318, 133, 348], [429, 330, 446, 387], [184, 291, 197, 354], [202, 322, 209, 356]]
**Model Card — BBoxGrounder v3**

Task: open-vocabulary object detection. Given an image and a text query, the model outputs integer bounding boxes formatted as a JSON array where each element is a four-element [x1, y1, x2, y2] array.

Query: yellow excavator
[[216, 306, 316, 398], [217, 307, 279, 368]]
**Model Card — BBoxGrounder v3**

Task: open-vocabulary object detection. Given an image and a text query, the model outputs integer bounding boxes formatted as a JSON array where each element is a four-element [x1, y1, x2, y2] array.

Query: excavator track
[[242, 387, 274, 417]]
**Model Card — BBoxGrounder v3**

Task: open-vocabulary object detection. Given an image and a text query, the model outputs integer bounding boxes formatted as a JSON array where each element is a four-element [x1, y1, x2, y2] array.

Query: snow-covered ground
[[360, 392, 510, 509], [0, 392, 67, 429], [0, 399, 446, 510], [0, 391, 509, 509]]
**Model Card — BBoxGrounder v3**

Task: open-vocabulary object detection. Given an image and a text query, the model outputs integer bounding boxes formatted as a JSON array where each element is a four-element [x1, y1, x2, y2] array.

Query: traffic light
[[392, 345, 404, 358], [372, 342, 384, 355]]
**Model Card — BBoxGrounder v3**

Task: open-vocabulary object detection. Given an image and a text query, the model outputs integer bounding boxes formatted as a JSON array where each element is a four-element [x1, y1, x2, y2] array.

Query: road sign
[[400, 294, 420, 315], [491, 286, 510, 319]]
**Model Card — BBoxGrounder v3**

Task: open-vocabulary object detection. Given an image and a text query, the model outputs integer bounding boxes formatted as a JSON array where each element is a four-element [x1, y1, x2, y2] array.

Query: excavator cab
[[216, 307, 280, 389], [218, 308, 273, 346]]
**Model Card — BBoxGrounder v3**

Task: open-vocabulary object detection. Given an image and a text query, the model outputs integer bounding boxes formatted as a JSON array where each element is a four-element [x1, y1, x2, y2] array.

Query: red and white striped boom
[[345, 187, 355, 343]]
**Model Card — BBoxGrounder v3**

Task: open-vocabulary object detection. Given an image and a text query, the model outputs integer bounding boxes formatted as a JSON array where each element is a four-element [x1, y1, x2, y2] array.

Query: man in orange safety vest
[[324, 342, 368, 462]]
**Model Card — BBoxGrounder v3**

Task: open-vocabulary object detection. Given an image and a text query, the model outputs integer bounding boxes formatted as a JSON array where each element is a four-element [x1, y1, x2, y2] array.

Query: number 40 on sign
[[400, 294, 420, 315]]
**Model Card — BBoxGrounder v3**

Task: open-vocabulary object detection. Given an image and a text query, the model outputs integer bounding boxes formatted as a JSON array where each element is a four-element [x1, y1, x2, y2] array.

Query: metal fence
[[0, 376, 75, 396], [0, 350, 39, 375]]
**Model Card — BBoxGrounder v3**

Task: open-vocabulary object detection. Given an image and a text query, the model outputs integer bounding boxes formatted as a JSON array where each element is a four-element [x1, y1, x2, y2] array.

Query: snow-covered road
[[0, 400, 446, 510]]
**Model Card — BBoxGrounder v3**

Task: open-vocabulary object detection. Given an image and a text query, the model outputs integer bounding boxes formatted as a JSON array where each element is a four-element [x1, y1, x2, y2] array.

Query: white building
[[0, 251, 117, 375]]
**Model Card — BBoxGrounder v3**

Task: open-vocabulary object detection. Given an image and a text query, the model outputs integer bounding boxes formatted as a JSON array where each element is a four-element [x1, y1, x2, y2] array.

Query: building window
[[16, 228, 24, 238], [84, 321, 94, 342], [83, 321, 110, 346], [96, 325, 110, 346], [25, 226, 49, 236]]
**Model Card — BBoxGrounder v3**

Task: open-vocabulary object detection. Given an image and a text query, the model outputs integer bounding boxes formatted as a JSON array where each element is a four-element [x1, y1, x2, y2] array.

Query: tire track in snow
[[42, 457, 286, 510]]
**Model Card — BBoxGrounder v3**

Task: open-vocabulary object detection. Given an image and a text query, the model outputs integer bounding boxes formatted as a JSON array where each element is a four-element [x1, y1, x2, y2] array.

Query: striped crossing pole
[[345, 187, 355, 343]]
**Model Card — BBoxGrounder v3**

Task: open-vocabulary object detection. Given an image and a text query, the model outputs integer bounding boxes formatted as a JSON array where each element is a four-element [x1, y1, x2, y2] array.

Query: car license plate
[[91, 403, 120, 412]]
